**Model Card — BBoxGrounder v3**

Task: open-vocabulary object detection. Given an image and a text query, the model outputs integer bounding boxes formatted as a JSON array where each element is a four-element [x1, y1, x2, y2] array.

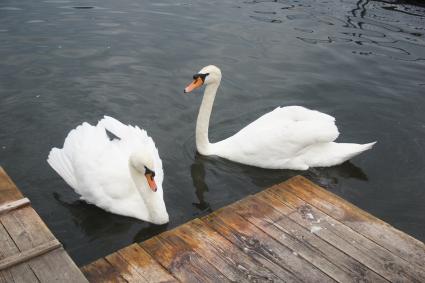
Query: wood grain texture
[[141, 232, 230, 283], [112, 243, 176, 283], [265, 183, 425, 282], [202, 208, 334, 283], [233, 195, 387, 283], [82, 175, 425, 283], [0, 198, 30, 216], [81, 258, 126, 283], [0, 168, 88, 283], [105, 252, 148, 282], [281, 175, 425, 270], [172, 219, 284, 283], [0, 239, 61, 270], [0, 207, 88, 282], [0, 223, 39, 283]]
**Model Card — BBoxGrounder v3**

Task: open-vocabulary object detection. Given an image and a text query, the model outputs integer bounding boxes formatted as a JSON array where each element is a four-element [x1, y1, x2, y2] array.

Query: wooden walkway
[[0, 167, 87, 282], [82, 175, 425, 283]]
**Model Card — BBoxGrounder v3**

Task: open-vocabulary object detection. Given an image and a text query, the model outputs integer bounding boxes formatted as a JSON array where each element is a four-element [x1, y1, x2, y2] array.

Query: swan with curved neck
[[185, 65, 375, 170], [47, 116, 169, 224]]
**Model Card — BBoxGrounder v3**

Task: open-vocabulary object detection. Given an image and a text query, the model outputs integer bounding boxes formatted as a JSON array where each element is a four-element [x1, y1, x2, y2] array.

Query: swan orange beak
[[145, 174, 157, 192], [184, 78, 203, 93]]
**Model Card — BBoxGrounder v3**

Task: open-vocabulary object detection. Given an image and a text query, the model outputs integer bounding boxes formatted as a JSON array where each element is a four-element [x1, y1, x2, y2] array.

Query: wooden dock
[[0, 167, 88, 282], [82, 175, 425, 282]]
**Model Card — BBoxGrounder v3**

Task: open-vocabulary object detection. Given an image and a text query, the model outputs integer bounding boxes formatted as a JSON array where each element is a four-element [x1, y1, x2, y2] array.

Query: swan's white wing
[[214, 106, 340, 168], [48, 122, 111, 195], [48, 121, 148, 220]]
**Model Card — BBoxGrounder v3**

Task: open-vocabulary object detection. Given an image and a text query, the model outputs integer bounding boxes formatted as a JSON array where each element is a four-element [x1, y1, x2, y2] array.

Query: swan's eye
[[144, 166, 155, 177], [193, 73, 209, 82]]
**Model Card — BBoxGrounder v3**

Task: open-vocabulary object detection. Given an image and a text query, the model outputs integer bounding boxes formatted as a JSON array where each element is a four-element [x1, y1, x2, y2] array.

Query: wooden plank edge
[[0, 198, 31, 216], [0, 167, 24, 204], [0, 239, 62, 270]]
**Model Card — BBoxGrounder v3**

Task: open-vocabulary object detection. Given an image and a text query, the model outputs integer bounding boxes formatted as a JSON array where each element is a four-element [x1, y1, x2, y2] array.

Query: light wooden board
[[0, 167, 88, 282], [0, 223, 39, 283]]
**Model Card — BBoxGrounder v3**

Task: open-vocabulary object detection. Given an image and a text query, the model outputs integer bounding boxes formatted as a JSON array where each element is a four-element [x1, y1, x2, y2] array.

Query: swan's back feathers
[[239, 106, 339, 144], [215, 106, 340, 166], [211, 106, 375, 170], [97, 116, 163, 184]]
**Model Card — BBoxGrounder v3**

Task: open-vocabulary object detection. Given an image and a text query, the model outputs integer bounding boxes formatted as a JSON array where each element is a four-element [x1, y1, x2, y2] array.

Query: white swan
[[184, 65, 376, 170], [47, 116, 169, 224]]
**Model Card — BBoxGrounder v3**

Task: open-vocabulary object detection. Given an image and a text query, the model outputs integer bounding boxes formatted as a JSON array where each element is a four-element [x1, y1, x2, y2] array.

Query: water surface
[[0, 0, 424, 265]]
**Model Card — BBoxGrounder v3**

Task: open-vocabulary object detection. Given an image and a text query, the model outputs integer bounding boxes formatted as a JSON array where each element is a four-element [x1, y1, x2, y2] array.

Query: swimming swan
[[47, 116, 169, 224], [184, 65, 375, 170]]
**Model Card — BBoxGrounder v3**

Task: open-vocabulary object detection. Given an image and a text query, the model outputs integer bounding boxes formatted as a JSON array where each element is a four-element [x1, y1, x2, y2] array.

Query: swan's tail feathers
[[359, 141, 377, 152], [47, 148, 78, 190], [304, 141, 376, 168]]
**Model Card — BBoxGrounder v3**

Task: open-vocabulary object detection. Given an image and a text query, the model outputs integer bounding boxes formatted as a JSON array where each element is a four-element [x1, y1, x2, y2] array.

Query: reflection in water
[[352, 0, 369, 20], [190, 154, 212, 213], [54, 191, 168, 244], [133, 223, 169, 243], [307, 161, 368, 188], [190, 152, 370, 214], [53, 192, 133, 240]]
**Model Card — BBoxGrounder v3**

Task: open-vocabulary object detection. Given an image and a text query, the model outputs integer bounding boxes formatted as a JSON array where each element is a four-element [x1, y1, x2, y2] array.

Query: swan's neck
[[196, 81, 219, 155], [129, 165, 168, 224]]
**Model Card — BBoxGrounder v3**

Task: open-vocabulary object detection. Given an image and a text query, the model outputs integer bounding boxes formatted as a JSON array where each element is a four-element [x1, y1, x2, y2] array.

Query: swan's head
[[184, 65, 222, 93], [129, 151, 157, 192]]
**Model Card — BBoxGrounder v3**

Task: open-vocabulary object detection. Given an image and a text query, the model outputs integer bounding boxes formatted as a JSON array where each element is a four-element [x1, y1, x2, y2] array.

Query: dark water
[[1, 0, 424, 266]]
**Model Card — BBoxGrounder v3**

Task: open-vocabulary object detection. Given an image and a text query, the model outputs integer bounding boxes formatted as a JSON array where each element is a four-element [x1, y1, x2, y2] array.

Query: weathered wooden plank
[[81, 175, 425, 283], [0, 223, 39, 283], [173, 219, 284, 283], [0, 198, 30, 216], [105, 252, 148, 282], [0, 239, 61, 270], [141, 234, 229, 283], [1, 206, 88, 282], [0, 263, 39, 283], [0, 270, 13, 283], [112, 243, 176, 283], [81, 258, 126, 283], [234, 195, 387, 283], [202, 209, 300, 283], [202, 207, 334, 283], [282, 176, 425, 270], [263, 185, 425, 282], [0, 205, 55, 247], [0, 168, 23, 205]]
